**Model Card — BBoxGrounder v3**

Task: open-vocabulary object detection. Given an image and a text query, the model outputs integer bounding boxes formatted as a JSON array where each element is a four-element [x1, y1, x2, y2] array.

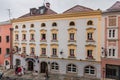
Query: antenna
[[43, 0, 45, 6], [7, 9, 11, 21]]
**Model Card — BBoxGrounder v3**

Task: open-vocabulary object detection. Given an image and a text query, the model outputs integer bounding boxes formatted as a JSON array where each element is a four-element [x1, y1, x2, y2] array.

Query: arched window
[[41, 23, 46, 27], [69, 21, 75, 26], [15, 25, 18, 29], [52, 22, 57, 27], [15, 46, 19, 52], [22, 25, 26, 28], [67, 64, 77, 73], [30, 24, 34, 28], [87, 20, 93, 25], [51, 62, 59, 70], [5, 60, 9, 65], [84, 65, 95, 75], [16, 59, 21, 66]]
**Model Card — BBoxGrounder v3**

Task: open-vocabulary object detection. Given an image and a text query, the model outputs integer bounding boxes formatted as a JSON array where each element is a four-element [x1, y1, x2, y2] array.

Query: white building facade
[[12, 4, 102, 79]]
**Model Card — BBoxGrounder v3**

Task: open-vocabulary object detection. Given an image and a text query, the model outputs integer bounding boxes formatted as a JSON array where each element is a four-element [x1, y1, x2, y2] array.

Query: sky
[[0, 0, 119, 22]]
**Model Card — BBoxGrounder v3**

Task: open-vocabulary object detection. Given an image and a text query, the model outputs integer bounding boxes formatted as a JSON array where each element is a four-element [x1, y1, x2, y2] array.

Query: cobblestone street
[[1, 69, 100, 80]]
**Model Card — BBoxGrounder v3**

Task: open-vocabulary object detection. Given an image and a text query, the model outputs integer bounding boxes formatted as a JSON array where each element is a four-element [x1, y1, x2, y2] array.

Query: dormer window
[[40, 9, 44, 14]]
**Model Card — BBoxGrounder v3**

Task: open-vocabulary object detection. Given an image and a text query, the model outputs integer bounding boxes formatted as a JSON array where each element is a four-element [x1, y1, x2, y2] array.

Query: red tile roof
[[63, 5, 93, 13], [107, 1, 120, 11]]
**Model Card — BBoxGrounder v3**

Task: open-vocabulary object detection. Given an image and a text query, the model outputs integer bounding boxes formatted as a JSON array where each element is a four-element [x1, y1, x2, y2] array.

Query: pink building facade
[[0, 21, 11, 69], [102, 1, 120, 80]]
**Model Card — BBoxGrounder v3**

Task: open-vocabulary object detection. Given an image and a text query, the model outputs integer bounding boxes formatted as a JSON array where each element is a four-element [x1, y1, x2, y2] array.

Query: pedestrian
[[45, 67, 49, 78], [21, 66, 24, 75], [15, 65, 18, 75], [17, 66, 22, 76]]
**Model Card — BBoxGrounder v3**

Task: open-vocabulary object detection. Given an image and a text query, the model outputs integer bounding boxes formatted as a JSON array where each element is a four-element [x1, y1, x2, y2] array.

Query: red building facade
[[102, 1, 120, 80], [0, 21, 12, 69]]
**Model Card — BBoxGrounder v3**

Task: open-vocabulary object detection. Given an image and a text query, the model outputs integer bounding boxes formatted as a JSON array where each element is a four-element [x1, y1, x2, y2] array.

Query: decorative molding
[[12, 11, 101, 23]]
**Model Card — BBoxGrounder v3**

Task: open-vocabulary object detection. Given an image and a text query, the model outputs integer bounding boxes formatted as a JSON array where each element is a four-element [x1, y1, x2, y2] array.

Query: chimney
[[46, 2, 50, 8]]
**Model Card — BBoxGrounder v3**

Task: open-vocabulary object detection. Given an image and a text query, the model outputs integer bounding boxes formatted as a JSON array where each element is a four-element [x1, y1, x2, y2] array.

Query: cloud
[[0, 0, 119, 22]]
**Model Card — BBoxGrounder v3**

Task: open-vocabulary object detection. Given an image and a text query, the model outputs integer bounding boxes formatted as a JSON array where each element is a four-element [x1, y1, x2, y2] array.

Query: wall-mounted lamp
[[60, 50, 63, 55], [37, 60, 39, 63], [48, 62, 50, 64], [101, 47, 107, 57]]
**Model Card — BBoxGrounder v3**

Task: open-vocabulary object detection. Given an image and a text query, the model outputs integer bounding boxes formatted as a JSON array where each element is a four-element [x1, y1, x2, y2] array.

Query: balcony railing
[[86, 56, 95, 61]]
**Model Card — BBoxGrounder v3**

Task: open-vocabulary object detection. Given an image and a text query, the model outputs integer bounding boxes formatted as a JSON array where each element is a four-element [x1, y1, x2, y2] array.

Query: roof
[[19, 6, 57, 18], [0, 20, 11, 26], [107, 1, 120, 11], [63, 5, 93, 13]]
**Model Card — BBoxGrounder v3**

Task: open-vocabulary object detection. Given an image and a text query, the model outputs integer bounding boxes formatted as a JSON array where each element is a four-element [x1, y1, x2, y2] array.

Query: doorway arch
[[40, 62, 48, 73], [28, 61, 34, 71]]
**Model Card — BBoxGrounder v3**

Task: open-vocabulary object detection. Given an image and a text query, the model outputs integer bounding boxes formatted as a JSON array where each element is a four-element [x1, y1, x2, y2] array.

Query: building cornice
[[12, 10, 101, 23]]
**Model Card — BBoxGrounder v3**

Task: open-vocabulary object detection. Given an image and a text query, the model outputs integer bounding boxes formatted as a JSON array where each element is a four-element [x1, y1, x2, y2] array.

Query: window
[[109, 16, 116, 26], [67, 64, 77, 73], [30, 34, 34, 40], [31, 47, 35, 54], [6, 48, 10, 54], [85, 66, 95, 75], [41, 48, 46, 55], [22, 25, 26, 28], [109, 30, 111, 37], [113, 30, 115, 37], [15, 46, 19, 52], [109, 49, 111, 56], [51, 62, 59, 70], [69, 21, 75, 26], [108, 30, 116, 38], [30, 24, 34, 28], [6, 36, 9, 42], [0, 48, 1, 54], [41, 34, 46, 40], [22, 47, 26, 53], [70, 49, 74, 57], [87, 20, 93, 25], [113, 49, 115, 56], [87, 50, 93, 59], [52, 48, 57, 56], [0, 36, 1, 42], [41, 23, 46, 27], [70, 33, 74, 40], [15, 25, 18, 29], [87, 33, 93, 40], [15, 34, 19, 40], [22, 34, 26, 40], [108, 48, 116, 57], [52, 22, 57, 27], [5, 60, 9, 65], [52, 33, 57, 40], [16, 59, 21, 66]]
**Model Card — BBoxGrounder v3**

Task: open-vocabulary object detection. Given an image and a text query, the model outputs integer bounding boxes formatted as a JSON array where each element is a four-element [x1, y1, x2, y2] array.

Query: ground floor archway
[[40, 62, 48, 73], [28, 61, 34, 71], [4, 60, 10, 69]]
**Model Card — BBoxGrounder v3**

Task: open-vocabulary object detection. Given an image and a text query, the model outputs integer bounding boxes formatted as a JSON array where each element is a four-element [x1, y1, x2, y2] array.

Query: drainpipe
[[10, 28, 13, 69]]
